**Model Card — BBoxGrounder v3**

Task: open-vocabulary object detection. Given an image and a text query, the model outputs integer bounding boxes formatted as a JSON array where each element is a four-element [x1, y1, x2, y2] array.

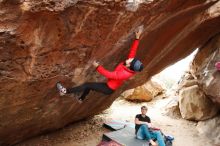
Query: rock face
[[144, 79, 164, 97], [126, 86, 153, 101], [177, 33, 220, 121], [197, 115, 220, 145], [179, 85, 219, 121], [164, 96, 181, 118], [1, 0, 220, 145], [125, 80, 164, 101], [190, 35, 220, 104]]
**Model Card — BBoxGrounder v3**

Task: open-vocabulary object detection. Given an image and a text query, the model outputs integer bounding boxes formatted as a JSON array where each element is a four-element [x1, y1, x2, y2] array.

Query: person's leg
[[136, 125, 146, 140], [78, 88, 90, 101], [57, 82, 91, 99], [136, 125, 157, 146], [66, 83, 87, 94], [67, 82, 112, 94], [67, 82, 113, 100], [150, 131, 165, 146], [136, 125, 151, 140], [79, 82, 114, 100]]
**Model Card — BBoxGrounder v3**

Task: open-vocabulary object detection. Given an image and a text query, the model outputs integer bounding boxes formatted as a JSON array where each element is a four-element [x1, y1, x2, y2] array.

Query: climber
[[215, 61, 220, 70], [56, 26, 144, 103]]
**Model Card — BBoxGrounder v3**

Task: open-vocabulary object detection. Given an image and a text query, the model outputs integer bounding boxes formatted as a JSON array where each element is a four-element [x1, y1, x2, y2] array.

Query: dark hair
[[141, 106, 147, 110]]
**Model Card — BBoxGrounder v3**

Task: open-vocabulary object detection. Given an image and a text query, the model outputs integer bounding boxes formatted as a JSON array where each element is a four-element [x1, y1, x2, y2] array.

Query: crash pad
[[102, 126, 149, 146], [103, 120, 135, 131]]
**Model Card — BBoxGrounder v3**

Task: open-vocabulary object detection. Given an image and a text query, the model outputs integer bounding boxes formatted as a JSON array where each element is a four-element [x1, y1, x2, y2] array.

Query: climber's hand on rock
[[135, 26, 143, 39], [92, 61, 100, 68]]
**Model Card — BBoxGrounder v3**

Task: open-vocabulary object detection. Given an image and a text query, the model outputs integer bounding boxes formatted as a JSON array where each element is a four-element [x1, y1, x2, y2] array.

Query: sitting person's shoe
[[56, 82, 67, 96]]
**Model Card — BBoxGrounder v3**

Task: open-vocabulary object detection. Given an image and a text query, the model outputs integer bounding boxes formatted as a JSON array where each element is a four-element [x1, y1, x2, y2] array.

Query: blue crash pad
[[103, 126, 149, 146], [103, 120, 135, 131]]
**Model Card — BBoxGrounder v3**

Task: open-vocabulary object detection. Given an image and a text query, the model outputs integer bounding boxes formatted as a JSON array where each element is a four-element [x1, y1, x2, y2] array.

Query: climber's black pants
[[66, 82, 114, 100]]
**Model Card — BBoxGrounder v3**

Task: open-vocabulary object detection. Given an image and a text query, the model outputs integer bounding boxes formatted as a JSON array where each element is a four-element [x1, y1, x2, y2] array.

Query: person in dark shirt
[[135, 106, 165, 146]]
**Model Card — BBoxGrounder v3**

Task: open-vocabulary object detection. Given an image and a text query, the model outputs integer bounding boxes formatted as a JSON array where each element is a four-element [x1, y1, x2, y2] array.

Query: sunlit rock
[[124, 80, 164, 101], [190, 35, 220, 104], [164, 96, 181, 118], [126, 85, 154, 101], [179, 85, 219, 121], [1, 0, 220, 145]]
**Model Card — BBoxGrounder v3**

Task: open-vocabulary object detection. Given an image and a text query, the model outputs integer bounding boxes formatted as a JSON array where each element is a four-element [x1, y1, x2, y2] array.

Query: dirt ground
[[17, 97, 215, 146]]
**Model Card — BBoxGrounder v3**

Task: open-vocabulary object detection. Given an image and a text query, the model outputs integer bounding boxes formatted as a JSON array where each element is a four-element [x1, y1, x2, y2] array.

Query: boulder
[[144, 79, 165, 97], [190, 35, 220, 104], [1, 0, 220, 145], [179, 85, 219, 121], [125, 80, 164, 101], [177, 34, 220, 121], [120, 89, 134, 99], [126, 85, 153, 102], [164, 97, 181, 118]]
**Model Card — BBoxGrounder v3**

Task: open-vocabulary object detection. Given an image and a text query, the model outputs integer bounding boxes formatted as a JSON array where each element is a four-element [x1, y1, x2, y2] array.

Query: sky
[[153, 49, 198, 88]]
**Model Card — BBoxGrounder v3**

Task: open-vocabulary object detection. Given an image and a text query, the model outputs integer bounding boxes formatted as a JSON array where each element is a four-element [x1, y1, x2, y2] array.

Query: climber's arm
[[127, 28, 142, 59]]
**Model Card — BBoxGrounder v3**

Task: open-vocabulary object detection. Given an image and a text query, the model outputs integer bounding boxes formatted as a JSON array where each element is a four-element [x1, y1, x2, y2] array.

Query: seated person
[[135, 105, 165, 146]]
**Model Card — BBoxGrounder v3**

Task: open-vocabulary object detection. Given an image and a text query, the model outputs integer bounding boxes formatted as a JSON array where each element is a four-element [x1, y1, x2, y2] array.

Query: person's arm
[[127, 28, 142, 59], [135, 118, 152, 127], [127, 39, 139, 59], [96, 65, 132, 80], [92, 61, 132, 80]]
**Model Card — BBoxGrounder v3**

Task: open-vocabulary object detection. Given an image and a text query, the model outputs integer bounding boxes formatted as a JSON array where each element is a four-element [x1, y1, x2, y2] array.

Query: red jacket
[[96, 39, 140, 90]]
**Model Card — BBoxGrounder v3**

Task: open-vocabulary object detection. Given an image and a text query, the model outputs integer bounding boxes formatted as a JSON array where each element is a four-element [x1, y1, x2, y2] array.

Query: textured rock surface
[[190, 34, 220, 104], [144, 79, 164, 97], [177, 34, 220, 121], [1, 0, 220, 145], [164, 96, 181, 118], [179, 85, 219, 121], [120, 88, 134, 99], [125, 80, 164, 101], [126, 85, 153, 101], [197, 115, 220, 145]]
